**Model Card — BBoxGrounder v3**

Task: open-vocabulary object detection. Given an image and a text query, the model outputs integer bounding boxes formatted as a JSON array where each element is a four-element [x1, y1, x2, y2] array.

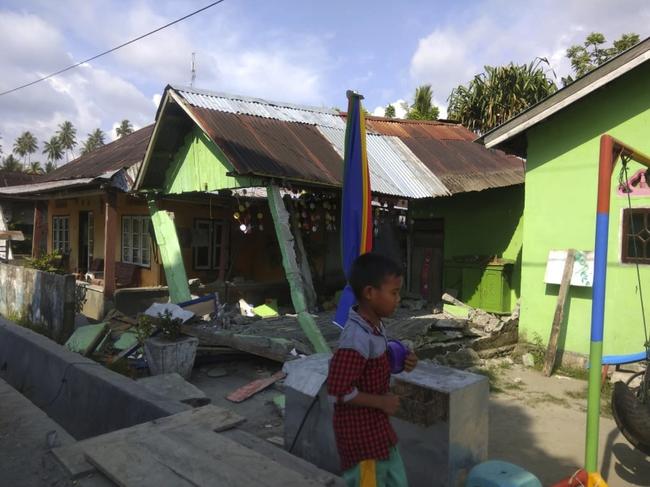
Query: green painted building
[[483, 38, 650, 360]]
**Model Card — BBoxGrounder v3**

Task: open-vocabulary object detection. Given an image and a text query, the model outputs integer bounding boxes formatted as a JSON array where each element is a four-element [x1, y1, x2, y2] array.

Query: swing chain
[[620, 156, 650, 402]]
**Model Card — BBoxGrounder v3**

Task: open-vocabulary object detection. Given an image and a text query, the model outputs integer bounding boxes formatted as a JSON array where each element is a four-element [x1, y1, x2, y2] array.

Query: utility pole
[[191, 52, 196, 87]]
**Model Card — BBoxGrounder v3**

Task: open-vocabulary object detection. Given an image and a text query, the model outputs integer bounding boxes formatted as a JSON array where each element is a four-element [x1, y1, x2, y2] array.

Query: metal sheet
[[0, 178, 97, 195]]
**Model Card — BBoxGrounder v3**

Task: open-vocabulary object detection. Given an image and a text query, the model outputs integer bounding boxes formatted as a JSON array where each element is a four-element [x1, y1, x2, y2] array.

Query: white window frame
[[122, 215, 151, 267], [52, 216, 70, 253]]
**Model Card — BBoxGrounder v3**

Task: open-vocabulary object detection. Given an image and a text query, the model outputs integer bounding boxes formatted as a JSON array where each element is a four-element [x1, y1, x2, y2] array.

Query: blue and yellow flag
[[334, 91, 373, 328]]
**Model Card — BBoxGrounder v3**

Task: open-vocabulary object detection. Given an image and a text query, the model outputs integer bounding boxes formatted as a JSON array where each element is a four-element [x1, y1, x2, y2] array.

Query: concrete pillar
[[103, 191, 117, 299]]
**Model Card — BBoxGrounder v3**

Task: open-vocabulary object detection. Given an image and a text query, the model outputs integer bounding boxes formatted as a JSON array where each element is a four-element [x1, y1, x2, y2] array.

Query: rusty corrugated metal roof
[[0, 171, 40, 187], [160, 86, 522, 197], [41, 125, 154, 183], [364, 117, 524, 193]]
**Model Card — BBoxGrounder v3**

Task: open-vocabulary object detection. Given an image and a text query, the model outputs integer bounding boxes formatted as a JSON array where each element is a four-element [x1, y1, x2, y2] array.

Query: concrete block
[[283, 355, 489, 487], [137, 373, 210, 407], [144, 335, 199, 379]]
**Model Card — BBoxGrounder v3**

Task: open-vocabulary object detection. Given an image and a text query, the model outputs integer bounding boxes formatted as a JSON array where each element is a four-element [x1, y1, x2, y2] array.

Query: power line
[[0, 0, 226, 97]]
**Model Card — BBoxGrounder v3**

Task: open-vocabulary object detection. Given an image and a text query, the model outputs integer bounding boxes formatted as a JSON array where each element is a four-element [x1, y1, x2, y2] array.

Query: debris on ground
[[226, 371, 286, 403], [522, 353, 536, 368]]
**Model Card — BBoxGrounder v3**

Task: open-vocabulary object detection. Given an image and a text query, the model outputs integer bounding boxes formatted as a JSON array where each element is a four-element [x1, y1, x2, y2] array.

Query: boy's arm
[[327, 349, 399, 416]]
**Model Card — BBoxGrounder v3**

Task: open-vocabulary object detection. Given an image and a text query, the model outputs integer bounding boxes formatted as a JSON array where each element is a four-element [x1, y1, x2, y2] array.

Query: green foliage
[[447, 59, 557, 134], [135, 314, 155, 344], [57, 121, 77, 162], [42, 136, 64, 165], [384, 104, 396, 118], [28, 161, 43, 174], [44, 161, 56, 173], [7, 311, 53, 339], [563, 32, 640, 85], [2, 154, 22, 172], [156, 310, 183, 341], [406, 84, 439, 121], [25, 250, 65, 274], [81, 128, 106, 155], [13, 131, 38, 166], [115, 119, 134, 138], [529, 332, 546, 370]]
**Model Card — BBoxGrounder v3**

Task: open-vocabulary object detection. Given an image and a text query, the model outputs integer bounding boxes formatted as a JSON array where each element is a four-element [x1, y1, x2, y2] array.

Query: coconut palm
[[115, 119, 133, 138], [28, 161, 44, 174], [43, 136, 64, 167], [447, 59, 557, 134], [81, 128, 107, 155], [406, 84, 439, 120], [44, 161, 57, 174], [2, 154, 22, 172], [56, 121, 77, 161]]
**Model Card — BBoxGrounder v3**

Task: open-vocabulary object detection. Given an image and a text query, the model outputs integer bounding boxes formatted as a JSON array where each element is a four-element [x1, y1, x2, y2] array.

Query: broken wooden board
[[181, 325, 295, 362], [52, 404, 245, 479], [64, 323, 109, 356], [227, 371, 286, 403], [84, 426, 332, 487]]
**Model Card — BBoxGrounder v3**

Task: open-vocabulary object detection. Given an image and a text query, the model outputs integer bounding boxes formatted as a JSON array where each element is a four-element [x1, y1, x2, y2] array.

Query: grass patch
[[556, 366, 589, 381], [5, 311, 54, 340], [473, 367, 504, 393], [534, 392, 571, 408], [565, 382, 613, 418]]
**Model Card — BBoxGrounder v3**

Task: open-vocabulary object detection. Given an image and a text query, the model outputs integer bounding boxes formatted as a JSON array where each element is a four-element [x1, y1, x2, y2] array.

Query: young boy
[[327, 253, 418, 487]]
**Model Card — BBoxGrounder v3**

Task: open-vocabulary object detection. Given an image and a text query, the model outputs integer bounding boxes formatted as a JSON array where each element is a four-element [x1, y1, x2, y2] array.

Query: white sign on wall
[[544, 250, 594, 287]]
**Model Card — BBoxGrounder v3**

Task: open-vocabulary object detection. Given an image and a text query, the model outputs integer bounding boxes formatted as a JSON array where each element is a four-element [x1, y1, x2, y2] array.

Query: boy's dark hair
[[349, 253, 403, 300]]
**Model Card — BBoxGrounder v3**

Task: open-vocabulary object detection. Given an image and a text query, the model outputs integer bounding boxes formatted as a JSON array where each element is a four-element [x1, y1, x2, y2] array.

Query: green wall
[[522, 61, 650, 356], [164, 127, 258, 194], [411, 184, 524, 309]]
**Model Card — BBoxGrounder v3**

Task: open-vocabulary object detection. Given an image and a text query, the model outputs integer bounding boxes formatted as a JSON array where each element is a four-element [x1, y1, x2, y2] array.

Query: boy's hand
[[404, 352, 418, 372], [380, 393, 400, 416]]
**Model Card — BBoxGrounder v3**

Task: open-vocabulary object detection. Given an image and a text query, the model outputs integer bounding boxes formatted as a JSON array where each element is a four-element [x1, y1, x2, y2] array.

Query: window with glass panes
[[622, 208, 650, 264], [122, 216, 151, 266], [193, 219, 224, 271], [52, 216, 70, 252]]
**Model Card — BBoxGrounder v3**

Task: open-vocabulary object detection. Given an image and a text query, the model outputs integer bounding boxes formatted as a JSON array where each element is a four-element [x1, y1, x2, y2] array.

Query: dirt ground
[[192, 356, 650, 487]]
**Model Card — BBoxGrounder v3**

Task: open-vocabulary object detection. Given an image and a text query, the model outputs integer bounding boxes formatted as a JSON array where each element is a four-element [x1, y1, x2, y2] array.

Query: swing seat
[[611, 380, 650, 456]]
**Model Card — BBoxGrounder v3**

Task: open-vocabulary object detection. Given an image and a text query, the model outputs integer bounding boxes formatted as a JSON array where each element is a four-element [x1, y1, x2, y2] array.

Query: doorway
[[78, 211, 94, 273], [410, 218, 444, 303]]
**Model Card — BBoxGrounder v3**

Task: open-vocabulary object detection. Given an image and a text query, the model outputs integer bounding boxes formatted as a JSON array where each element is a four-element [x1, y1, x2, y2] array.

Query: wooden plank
[[226, 371, 286, 403], [147, 198, 191, 303], [221, 429, 345, 487], [181, 325, 294, 362], [52, 405, 245, 479], [64, 323, 109, 356], [267, 185, 330, 353], [543, 248, 576, 376], [85, 426, 330, 487]]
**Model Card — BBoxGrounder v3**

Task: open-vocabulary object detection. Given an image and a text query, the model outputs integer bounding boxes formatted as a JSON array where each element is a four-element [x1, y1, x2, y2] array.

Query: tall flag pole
[[334, 90, 373, 328]]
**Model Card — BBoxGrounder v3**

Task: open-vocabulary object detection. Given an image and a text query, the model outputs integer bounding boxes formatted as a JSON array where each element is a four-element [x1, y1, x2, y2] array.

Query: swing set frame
[[585, 135, 650, 484]]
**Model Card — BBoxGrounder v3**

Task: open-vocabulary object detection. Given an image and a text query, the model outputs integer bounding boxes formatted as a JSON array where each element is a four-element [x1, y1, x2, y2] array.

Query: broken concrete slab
[[137, 373, 210, 407]]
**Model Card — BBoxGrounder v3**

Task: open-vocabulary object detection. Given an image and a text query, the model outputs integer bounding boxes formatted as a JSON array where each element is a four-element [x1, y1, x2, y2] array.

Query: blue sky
[[1, 0, 649, 161]]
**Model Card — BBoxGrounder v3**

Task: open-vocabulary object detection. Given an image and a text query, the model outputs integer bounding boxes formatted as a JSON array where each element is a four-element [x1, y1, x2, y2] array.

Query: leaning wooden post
[[267, 185, 330, 353], [542, 248, 576, 376], [103, 191, 118, 299], [146, 197, 191, 303]]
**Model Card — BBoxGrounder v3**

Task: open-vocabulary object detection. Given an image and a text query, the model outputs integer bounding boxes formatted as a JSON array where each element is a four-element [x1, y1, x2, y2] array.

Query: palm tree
[[44, 161, 57, 174], [13, 132, 38, 169], [28, 161, 44, 174], [448, 59, 557, 134], [2, 154, 22, 172], [406, 84, 440, 120], [115, 119, 133, 138], [43, 136, 64, 167], [81, 128, 107, 155], [56, 121, 77, 161]]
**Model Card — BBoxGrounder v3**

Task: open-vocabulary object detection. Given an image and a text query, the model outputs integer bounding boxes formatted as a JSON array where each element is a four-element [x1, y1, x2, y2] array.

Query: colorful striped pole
[[585, 135, 650, 485]]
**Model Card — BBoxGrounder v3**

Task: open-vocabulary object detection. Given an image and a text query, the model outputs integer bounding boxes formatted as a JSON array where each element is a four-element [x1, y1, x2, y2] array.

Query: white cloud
[[372, 99, 408, 118], [409, 0, 650, 111], [152, 93, 162, 108]]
